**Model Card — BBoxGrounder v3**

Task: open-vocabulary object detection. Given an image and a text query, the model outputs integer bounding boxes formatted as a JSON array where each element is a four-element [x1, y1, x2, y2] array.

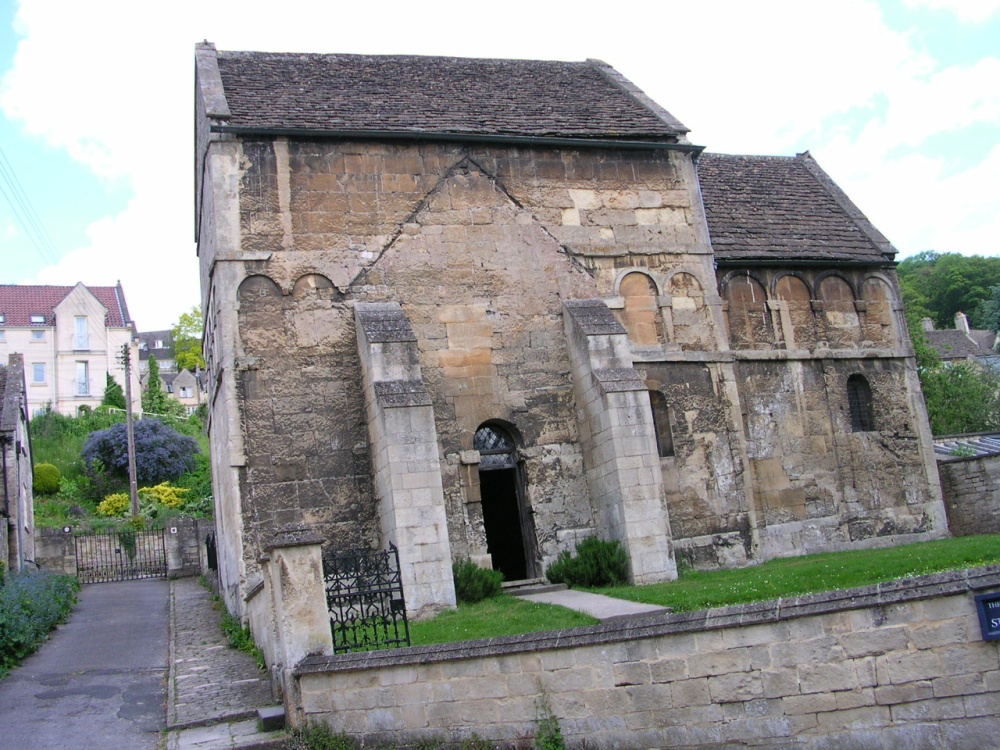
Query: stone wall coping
[[294, 564, 1000, 676], [938, 452, 1000, 465], [264, 527, 325, 551]]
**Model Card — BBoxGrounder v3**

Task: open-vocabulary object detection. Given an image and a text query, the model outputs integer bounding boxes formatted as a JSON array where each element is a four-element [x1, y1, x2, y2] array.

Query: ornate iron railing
[[323, 543, 410, 654]]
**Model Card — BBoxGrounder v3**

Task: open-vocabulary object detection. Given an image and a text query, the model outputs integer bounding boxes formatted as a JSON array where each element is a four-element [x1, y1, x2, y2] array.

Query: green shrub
[[534, 695, 565, 750], [0, 571, 79, 677], [296, 722, 357, 750], [452, 559, 504, 603], [97, 492, 130, 517], [220, 611, 266, 671], [32, 463, 61, 495], [545, 537, 629, 588]]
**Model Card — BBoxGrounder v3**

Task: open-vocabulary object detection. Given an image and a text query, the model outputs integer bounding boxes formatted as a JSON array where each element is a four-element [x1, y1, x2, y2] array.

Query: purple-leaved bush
[[81, 418, 199, 485]]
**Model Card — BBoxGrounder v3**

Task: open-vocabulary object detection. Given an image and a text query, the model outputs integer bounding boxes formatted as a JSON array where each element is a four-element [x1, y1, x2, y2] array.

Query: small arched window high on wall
[[847, 374, 875, 432], [648, 391, 675, 457]]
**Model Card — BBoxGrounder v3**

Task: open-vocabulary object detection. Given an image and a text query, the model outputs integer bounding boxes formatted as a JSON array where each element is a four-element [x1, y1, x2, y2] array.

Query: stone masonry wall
[[740, 357, 946, 559], [940, 454, 1000, 536], [294, 566, 1000, 749], [222, 140, 714, 577]]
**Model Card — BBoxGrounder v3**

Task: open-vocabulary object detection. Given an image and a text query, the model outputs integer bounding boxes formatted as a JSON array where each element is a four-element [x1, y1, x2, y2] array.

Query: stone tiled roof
[[969, 329, 997, 351], [925, 329, 989, 360], [698, 152, 896, 264], [0, 284, 131, 327], [212, 50, 687, 139], [137, 330, 175, 361]]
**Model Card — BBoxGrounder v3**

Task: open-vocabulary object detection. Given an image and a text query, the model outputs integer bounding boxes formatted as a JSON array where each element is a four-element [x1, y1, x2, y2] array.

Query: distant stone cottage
[[194, 43, 946, 618]]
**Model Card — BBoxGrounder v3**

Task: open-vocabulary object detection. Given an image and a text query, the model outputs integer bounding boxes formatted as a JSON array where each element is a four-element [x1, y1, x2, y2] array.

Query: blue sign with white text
[[974, 592, 1000, 641]]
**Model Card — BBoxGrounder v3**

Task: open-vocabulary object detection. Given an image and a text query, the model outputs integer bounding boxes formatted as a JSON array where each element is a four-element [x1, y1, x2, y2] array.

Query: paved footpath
[[166, 577, 287, 749], [0, 579, 169, 750]]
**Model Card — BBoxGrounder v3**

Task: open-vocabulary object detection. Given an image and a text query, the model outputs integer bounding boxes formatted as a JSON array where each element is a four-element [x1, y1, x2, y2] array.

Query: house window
[[153, 339, 163, 349], [0, 330, 4, 342], [648, 390, 675, 457], [31, 330, 45, 341], [179, 386, 194, 399], [847, 374, 875, 432], [0, 313, 5, 324], [74, 316, 89, 350], [32, 363, 45, 384], [30, 314, 45, 324], [76, 361, 90, 396]]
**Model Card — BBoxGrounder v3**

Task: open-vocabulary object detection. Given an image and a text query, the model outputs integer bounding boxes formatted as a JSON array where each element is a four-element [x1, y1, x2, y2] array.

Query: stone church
[[194, 43, 946, 618]]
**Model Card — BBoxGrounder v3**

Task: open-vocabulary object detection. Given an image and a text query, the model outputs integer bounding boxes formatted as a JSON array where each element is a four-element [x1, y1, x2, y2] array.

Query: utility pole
[[119, 342, 140, 518]]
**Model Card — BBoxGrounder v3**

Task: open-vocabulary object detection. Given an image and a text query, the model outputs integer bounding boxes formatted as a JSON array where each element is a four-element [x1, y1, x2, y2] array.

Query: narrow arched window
[[847, 374, 874, 432], [648, 391, 675, 457]]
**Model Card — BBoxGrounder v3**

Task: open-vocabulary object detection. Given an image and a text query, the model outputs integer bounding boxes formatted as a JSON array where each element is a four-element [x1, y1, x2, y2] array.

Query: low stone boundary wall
[[294, 566, 1000, 749], [939, 453, 1000, 535], [34, 518, 213, 579]]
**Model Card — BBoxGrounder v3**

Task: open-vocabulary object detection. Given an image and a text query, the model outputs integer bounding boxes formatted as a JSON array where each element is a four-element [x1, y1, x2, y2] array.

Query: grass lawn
[[409, 534, 1000, 646], [410, 595, 598, 646]]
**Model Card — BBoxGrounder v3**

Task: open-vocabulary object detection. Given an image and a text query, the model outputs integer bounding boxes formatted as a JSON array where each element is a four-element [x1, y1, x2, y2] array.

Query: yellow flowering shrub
[[97, 493, 130, 517], [139, 482, 189, 508]]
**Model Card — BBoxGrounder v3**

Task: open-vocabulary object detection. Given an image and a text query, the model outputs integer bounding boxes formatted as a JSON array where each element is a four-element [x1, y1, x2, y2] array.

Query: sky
[[1, 0, 998, 331]]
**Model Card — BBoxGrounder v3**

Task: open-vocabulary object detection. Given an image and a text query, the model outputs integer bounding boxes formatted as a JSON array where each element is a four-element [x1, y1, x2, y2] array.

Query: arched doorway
[[475, 423, 537, 581]]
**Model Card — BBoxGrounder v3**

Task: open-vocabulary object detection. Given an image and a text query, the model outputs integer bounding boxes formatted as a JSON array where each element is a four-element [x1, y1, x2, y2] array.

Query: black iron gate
[[323, 543, 410, 653], [74, 529, 168, 584]]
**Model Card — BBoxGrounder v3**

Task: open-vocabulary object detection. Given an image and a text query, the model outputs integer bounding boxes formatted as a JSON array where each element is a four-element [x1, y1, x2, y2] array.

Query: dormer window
[[153, 339, 163, 349], [30, 314, 45, 324], [0, 314, 5, 325]]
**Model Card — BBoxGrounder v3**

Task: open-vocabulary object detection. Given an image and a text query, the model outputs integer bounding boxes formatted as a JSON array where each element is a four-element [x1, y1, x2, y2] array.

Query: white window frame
[[31, 330, 45, 341], [74, 316, 89, 350], [32, 363, 45, 384], [76, 361, 90, 396]]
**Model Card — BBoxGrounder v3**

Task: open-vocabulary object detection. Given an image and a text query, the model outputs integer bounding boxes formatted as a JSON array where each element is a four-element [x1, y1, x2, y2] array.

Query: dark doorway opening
[[480, 468, 528, 581], [474, 423, 536, 582]]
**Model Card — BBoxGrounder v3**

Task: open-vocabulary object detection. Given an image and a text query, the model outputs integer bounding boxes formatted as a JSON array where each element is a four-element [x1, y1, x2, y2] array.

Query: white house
[[0, 283, 141, 416]]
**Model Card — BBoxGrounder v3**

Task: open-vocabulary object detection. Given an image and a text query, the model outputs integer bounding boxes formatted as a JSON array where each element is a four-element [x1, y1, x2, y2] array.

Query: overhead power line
[[0, 144, 62, 266]]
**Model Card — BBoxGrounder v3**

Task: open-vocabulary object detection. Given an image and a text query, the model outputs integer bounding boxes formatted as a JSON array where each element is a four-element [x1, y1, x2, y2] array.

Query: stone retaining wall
[[939, 454, 1000, 536], [294, 566, 1000, 749], [33, 518, 212, 579]]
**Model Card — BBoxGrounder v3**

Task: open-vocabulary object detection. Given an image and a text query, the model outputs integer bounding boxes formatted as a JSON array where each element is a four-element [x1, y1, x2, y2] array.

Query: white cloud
[[33, 193, 199, 330], [1, 0, 998, 329], [903, 0, 1000, 22]]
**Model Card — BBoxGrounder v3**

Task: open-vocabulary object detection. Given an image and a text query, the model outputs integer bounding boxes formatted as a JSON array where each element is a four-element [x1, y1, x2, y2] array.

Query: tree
[[82, 418, 199, 486], [920, 362, 1000, 436], [897, 252, 1000, 330], [142, 355, 184, 418], [975, 285, 1000, 336], [101, 373, 126, 410], [172, 306, 205, 371]]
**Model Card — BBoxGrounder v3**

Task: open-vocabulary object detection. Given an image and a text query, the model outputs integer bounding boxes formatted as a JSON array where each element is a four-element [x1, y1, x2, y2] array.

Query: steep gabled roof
[[698, 152, 897, 265], [208, 48, 688, 140], [0, 284, 131, 327]]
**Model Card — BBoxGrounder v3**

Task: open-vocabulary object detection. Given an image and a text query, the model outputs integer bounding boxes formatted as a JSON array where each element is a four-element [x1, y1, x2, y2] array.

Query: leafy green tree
[[975, 285, 1000, 335], [101, 373, 126, 410], [920, 362, 1000, 436], [897, 252, 1000, 330], [172, 306, 205, 371], [142, 356, 184, 418]]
